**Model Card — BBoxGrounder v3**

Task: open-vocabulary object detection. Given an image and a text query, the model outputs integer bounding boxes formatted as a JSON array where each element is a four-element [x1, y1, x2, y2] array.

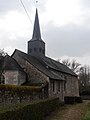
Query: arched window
[[34, 48, 36, 52], [42, 49, 45, 54], [64, 76, 67, 91], [58, 81, 60, 92], [0, 75, 5, 84], [52, 81, 55, 92], [39, 48, 41, 53], [29, 48, 32, 53]]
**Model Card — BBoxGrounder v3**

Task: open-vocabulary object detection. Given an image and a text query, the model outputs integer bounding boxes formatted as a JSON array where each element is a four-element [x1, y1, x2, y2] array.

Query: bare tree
[[79, 65, 90, 87], [0, 49, 7, 56], [62, 59, 71, 68], [70, 59, 81, 73], [79, 65, 90, 95], [59, 58, 81, 74], [58, 58, 90, 95], [0, 49, 7, 84]]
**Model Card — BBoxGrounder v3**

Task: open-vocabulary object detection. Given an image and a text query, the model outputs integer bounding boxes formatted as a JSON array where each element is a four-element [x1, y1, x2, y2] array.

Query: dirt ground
[[44, 100, 90, 120]]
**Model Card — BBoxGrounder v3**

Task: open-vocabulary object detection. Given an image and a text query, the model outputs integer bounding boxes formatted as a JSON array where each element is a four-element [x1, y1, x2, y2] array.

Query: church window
[[34, 48, 36, 52], [57, 81, 60, 92], [29, 48, 32, 53], [42, 49, 45, 54], [0, 75, 5, 84], [61, 74, 63, 78], [52, 81, 55, 92], [39, 48, 41, 53], [64, 81, 66, 91], [64, 76, 67, 91]]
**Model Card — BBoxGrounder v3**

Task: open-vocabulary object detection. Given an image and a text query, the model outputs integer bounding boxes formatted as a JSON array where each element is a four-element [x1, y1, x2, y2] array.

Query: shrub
[[75, 96, 82, 103], [64, 96, 82, 104], [64, 96, 75, 104], [0, 84, 42, 93], [0, 97, 61, 120]]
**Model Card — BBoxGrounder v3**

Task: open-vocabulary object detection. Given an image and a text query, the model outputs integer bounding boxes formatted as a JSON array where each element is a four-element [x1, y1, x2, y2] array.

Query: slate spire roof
[[32, 8, 42, 41]]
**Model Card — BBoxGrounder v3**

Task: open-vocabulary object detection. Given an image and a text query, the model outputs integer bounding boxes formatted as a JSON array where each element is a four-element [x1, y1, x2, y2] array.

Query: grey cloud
[[0, 0, 46, 14], [1, 19, 90, 59], [42, 23, 90, 58], [0, 0, 90, 59], [80, 0, 90, 9], [0, 30, 28, 54], [0, 0, 21, 13]]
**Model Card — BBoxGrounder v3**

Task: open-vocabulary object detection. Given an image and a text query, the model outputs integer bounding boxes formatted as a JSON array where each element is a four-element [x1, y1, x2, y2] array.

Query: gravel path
[[44, 101, 90, 120]]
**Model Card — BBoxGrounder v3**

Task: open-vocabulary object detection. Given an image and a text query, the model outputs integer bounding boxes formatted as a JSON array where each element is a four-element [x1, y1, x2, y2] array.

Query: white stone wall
[[4, 71, 18, 85], [3, 70, 26, 85]]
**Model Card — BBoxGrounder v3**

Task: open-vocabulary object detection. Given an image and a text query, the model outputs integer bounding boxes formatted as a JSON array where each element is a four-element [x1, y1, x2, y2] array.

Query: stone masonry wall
[[18, 71, 26, 85], [64, 74, 79, 97], [12, 53, 49, 85], [0, 87, 42, 105], [3, 70, 26, 85], [49, 80, 64, 101], [26, 61, 49, 84]]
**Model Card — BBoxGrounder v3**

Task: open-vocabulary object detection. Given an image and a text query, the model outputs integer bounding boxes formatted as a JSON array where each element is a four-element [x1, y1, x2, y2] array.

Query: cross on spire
[[36, 0, 38, 8]]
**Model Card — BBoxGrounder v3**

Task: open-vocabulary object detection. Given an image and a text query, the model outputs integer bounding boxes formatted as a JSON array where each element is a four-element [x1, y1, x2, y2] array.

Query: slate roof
[[12, 49, 77, 81], [0, 56, 4, 71], [12, 49, 64, 80], [2, 55, 24, 72], [42, 57, 77, 76], [32, 8, 42, 41]]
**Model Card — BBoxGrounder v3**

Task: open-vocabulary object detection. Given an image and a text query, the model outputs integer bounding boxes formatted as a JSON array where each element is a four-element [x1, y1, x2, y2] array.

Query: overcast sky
[[0, 0, 90, 66]]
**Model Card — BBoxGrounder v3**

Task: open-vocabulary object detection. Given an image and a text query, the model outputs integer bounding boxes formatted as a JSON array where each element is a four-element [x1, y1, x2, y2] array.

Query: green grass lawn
[[82, 102, 90, 120]]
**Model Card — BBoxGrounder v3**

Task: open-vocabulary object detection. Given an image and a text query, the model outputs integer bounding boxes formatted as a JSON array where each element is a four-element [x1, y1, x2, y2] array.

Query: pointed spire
[[32, 8, 42, 41]]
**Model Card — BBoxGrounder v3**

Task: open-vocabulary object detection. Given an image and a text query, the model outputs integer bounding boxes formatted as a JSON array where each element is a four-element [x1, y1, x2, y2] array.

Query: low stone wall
[[0, 85, 44, 105]]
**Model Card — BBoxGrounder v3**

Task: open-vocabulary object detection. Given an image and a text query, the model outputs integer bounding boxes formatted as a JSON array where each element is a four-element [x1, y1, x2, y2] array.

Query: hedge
[[0, 97, 61, 120], [64, 96, 82, 104], [79, 86, 90, 95], [0, 84, 42, 93]]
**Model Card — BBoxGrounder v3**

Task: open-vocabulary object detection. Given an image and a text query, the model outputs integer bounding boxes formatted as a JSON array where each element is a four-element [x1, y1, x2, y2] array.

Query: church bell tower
[[28, 9, 45, 58]]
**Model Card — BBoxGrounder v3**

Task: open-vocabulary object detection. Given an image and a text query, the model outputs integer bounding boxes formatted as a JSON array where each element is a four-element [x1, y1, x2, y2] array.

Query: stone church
[[0, 9, 79, 101]]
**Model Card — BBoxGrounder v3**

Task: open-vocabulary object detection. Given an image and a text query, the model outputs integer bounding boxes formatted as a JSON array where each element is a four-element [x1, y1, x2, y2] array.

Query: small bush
[[0, 84, 42, 93], [0, 97, 61, 120], [64, 96, 75, 104], [64, 96, 82, 104], [81, 96, 90, 100], [75, 97, 82, 103]]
